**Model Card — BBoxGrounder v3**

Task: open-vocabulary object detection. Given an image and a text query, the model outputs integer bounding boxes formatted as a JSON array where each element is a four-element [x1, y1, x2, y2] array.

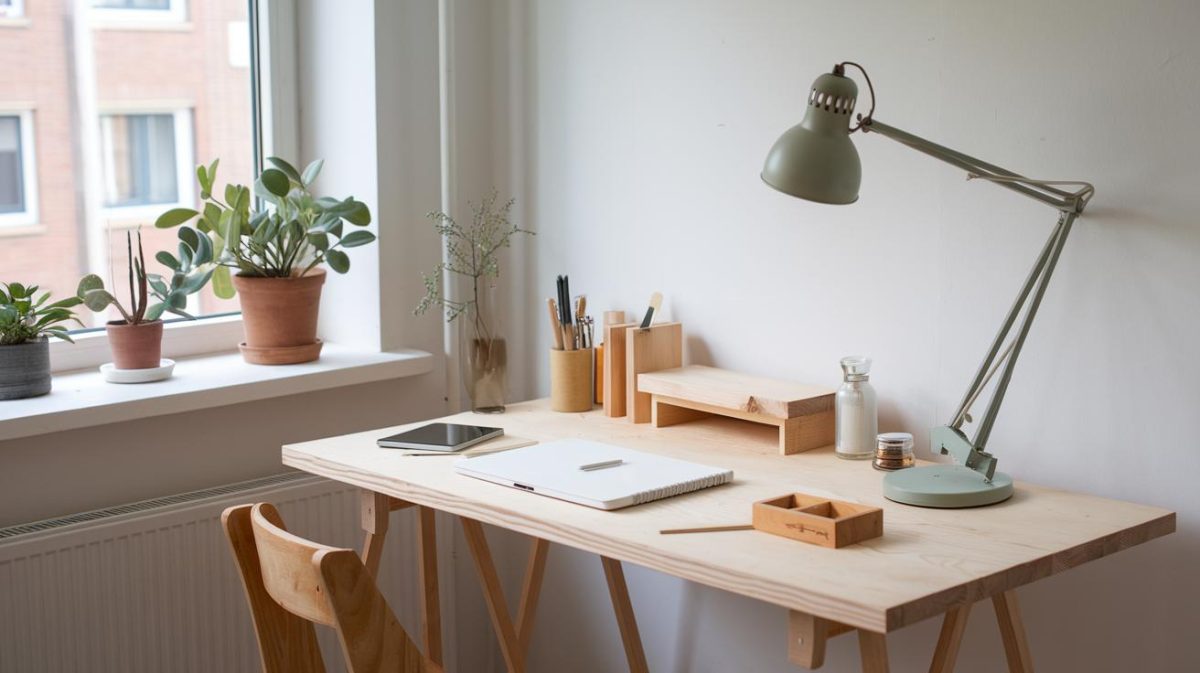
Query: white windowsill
[[0, 344, 435, 442]]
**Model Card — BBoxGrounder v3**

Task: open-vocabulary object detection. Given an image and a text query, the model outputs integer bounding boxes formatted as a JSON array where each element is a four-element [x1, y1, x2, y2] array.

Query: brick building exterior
[[0, 0, 251, 324]]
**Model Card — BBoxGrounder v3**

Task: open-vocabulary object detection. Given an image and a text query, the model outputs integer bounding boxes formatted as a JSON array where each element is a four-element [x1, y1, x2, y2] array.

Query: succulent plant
[[0, 282, 82, 345], [77, 229, 214, 324]]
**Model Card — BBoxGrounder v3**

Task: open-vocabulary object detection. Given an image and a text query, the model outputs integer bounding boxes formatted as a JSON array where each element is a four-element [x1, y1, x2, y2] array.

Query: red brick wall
[[1, 0, 251, 322]]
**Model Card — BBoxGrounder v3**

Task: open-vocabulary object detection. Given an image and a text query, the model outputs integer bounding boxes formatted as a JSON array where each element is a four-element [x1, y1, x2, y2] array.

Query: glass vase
[[459, 285, 507, 413]]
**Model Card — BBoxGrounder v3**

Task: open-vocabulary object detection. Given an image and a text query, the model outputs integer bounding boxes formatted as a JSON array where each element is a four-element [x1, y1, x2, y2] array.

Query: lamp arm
[[860, 118, 1091, 481], [862, 119, 1093, 213]]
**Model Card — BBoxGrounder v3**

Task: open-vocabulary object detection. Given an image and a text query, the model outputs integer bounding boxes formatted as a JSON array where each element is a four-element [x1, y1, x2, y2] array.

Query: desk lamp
[[762, 62, 1094, 508]]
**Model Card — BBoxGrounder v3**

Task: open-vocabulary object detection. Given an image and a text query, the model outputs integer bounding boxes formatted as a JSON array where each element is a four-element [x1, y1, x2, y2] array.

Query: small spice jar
[[873, 432, 915, 471]]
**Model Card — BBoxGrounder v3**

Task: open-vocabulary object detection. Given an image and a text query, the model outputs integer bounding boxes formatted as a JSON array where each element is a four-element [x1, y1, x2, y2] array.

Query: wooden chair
[[222, 502, 442, 673]]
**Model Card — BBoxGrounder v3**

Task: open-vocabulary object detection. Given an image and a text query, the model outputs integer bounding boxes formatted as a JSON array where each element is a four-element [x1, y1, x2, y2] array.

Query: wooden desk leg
[[993, 591, 1034, 673], [857, 630, 890, 673], [929, 604, 972, 673], [360, 490, 391, 577], [461, 517, 526, 673], [788, 611, 854, 669], [416, 505, 443, 666], [600, 556, 650, 673], [516, 537, 551, 655]]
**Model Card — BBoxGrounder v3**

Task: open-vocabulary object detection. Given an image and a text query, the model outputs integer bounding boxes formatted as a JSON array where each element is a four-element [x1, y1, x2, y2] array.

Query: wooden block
[[603, 322, 637, 417], [625, 322, 683, 423], [752, 493, 883, 549], [788, 610, 854, 669], [639, 366, 835, 453]]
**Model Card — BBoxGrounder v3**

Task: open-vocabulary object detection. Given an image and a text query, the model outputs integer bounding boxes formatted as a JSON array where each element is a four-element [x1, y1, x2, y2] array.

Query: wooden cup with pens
[[548, 275, 594, 412]]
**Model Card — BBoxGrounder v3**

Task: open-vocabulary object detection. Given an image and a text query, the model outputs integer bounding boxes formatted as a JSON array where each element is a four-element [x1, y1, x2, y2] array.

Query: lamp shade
[[762, 71, 861, 204]]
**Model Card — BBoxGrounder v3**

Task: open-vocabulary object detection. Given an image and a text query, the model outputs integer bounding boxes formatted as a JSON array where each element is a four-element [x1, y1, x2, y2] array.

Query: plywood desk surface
[[283, 400, 1174, 633]]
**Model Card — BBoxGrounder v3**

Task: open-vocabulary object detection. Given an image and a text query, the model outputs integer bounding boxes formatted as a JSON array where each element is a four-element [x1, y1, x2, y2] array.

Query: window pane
[[92, 0, 171, 10], [101, 113, 178, 207], [0, 116, 22, 213], [0, 2, 252, 327]]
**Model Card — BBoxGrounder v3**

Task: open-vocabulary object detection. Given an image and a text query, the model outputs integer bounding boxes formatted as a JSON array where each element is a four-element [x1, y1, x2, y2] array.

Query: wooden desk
[[283, 400, 1174, 672]]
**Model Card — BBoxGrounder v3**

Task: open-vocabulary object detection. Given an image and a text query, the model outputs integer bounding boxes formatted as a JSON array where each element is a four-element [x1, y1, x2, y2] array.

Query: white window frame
[[90, 0, 187, 26], [97, 105, 194, 225], [0, 0, 25, 20], [0, 108, 39, 230], [49, 0, 294, 372]]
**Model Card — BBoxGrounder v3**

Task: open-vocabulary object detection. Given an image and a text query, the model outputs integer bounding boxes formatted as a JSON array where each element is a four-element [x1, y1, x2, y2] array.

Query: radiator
[[0, 472, 428, 673]]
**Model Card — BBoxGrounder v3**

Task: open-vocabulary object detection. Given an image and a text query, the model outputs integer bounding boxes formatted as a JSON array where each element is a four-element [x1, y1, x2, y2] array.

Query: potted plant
[[77, 229, 214, 375], [416, 192, 532, 412], [0, 282, 82, 400], [155, 157, 375, 364]]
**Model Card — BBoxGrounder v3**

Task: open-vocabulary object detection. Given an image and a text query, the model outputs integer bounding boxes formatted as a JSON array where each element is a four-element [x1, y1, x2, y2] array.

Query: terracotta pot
[[234, 268, 325, 365], [106, 320, 164, 370]]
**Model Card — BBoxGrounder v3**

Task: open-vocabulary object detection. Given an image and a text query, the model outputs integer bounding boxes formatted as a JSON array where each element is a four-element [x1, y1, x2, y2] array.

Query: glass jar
[[835, 356, 877, 460], [873, 432, 915, 471]]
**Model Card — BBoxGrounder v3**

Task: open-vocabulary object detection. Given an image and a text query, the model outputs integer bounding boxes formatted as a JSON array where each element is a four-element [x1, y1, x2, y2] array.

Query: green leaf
[[259, 168, 290, 198], [8, 282, 24, 298], [33, 291, 50, 308], [308, 212, 341, 233], [77, 274, 105, 298], [266, 157, 302, 183], [148, 276, 169, 297], [325, 249, 350, 273], [155, 251, 181, 271], [194, 230, 213, 265], [211, 265, 235, 299], [301, 159, 324, 187], [307, 232, 329, 251], [338, 230, 376, 248], [82, 289, 116, 312], [179, 269, 213, 295], [46, 296, 82, 309], [178, 241, 193, 268], [156, 207, 199, 229], [179, 226, 201, 255], [144, 302, 166, 322], [342, 199, 371, 226]]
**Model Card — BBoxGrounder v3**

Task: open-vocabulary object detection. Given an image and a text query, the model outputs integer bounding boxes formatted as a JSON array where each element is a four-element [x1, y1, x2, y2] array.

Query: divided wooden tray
[[637, 365, 835, 454], [753, 493, 883, 549]]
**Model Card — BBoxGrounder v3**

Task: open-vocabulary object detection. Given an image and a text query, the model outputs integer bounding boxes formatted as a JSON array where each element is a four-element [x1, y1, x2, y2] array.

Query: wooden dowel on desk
[[660, 524, 753, 535]]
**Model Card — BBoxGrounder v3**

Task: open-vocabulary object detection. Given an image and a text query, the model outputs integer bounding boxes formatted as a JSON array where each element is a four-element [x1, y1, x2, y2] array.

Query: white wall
[[466, 0, 1199, 671]]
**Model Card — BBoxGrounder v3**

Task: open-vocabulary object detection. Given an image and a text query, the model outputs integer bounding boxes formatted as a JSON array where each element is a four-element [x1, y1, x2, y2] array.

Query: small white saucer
[[100, 359, 176, 384]]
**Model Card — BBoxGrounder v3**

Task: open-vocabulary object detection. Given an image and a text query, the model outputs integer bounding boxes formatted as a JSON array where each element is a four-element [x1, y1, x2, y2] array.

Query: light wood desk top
[[283, 400, 1174, 633]]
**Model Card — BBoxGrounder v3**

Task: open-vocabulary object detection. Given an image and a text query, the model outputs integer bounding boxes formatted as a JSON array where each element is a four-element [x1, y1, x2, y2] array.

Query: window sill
[[0, 344, 435, 442]]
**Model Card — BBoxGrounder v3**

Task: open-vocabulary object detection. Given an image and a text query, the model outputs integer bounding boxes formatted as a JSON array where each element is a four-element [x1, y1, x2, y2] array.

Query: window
[[91, 0, 187, 24], [0, 111, 37, 228], [0, 0, 255, 342], [0, 0, 25, 20], [99, 110, 193, 217]]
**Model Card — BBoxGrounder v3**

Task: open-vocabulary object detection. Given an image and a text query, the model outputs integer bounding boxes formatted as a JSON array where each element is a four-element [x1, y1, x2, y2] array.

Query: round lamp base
[[883, 464, 1014, 508]]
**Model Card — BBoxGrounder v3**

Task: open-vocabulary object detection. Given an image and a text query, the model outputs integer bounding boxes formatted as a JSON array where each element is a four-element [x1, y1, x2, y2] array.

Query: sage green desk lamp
[[762, 62, 1095, 508]]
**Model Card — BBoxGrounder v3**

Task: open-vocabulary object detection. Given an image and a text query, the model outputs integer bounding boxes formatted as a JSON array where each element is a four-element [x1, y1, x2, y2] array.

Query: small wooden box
[[752, 493, 883, 549]]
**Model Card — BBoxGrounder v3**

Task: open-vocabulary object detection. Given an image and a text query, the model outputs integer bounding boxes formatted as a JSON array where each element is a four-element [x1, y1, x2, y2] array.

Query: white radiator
[[0, 472, 427, 672]]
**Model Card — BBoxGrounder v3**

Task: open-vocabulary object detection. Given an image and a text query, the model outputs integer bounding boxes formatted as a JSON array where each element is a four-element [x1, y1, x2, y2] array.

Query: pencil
[[548, 298, 564, 350]]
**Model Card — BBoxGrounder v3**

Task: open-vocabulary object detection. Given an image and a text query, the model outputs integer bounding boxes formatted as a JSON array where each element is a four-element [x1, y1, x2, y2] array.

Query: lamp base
[[883, 464, 1014, 508]]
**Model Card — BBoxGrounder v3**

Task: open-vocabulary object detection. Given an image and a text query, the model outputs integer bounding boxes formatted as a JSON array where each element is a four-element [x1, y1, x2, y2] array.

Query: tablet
[[376, 423, 503, 452]]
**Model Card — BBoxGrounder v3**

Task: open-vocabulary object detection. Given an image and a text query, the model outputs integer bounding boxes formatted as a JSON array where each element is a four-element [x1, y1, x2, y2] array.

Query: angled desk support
[[357, 491, 649, 673]]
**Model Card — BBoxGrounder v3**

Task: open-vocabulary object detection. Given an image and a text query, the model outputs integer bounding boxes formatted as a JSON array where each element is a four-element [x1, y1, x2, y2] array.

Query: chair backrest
[[222, 503, 437, 673]]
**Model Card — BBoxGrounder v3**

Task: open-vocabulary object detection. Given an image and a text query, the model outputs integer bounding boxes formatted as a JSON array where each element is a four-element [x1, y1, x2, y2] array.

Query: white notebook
[[454, 439, 733, 510]]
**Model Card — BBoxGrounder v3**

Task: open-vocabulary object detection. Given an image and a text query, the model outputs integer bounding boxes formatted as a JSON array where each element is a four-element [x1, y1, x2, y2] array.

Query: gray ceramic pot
[[0, 337, 51, 400]]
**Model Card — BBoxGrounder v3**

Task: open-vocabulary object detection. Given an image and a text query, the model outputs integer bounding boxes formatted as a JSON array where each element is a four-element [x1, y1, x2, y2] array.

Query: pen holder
[[550, 347, 594, 412]]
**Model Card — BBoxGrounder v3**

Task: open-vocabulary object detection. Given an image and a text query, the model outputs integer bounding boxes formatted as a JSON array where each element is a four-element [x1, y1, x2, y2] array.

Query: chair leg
[[857, 630, 890, 673], [417, 505, 443, 666], [360, 491, 391, 577], [929, 604, 972, 673], [993, 591, 1034, 673], [461, 517, 526, 673], [601, 556, 649, 673]]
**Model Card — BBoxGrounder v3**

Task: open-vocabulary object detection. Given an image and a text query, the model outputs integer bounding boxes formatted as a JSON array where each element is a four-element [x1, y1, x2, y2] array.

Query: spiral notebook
[[454, 439, 733, 510]]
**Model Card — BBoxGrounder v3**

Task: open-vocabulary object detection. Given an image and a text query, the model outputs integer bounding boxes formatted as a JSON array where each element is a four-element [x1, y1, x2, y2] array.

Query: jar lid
[[877, 432, 913, 444]]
